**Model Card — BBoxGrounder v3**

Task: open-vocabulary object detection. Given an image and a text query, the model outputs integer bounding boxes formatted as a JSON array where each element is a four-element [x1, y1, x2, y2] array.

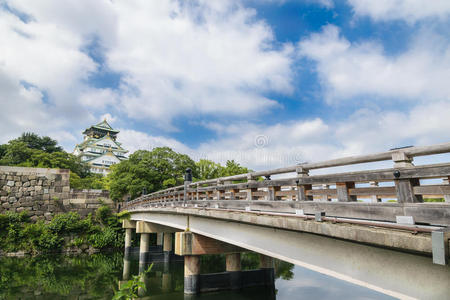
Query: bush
[[0, 207, 125, 254], [96, 205, 112, 224], [88, 227, 123, 249]]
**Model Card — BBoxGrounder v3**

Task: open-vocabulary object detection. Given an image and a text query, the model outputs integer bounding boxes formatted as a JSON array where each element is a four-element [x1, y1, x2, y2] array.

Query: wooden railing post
[[444, 177, 450, 203], [268, 185, 281, 201], [392, 152, 422, 203], [184, 168, 192, 204], [246, 174, 257, 200], [336, 182, 357, 202], [296, 167, 312, 201], [216, 180, 224, 201], [369, 181, 381, 202], [230, 188, 240, 200], [317, 184, 329, 202], [395, 178, 422, 203]]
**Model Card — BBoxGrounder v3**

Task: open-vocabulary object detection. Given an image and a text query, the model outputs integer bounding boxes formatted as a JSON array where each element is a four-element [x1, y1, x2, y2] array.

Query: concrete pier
[[184, 255, 200, 294], [139, 233, 150, 266], [226, 253, 241, 290], [176, 231, 275, 294], [163, 233, 173, 262], [157, 233, 163, 246], [259, 254, 275, 287], [122, 220, 136, 258]]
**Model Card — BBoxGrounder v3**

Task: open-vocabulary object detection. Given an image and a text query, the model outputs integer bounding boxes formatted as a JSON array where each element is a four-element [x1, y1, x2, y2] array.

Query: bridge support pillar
[[157, 232, 163, 246], [184, 255, 200, 294], [175, 231, 275, 294], [139, 233, 150, 265], [226, 253, 242, 289], [163, 233, 173, 262], [259, 254, 275, 286], [122, 220, 136, 258]]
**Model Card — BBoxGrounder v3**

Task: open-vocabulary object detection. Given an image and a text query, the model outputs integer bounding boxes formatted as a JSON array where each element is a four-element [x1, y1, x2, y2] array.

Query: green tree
[[0, 134, 90, 179], [108, 147, 197, 201], [196, 159, 224, 180], [14, 132, 63, 153], [220, 159, 251, 177], [0, 141, 34, 165], [0, 143, 7, 160], [195, 159, 251, 181]]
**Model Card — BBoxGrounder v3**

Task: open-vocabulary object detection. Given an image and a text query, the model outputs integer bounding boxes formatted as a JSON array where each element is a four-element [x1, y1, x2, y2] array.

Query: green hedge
[[0, 207, 125, 254]]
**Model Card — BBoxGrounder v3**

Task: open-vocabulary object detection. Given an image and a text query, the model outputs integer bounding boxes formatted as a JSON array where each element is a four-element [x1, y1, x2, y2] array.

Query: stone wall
[[0, 166, 115, 220]]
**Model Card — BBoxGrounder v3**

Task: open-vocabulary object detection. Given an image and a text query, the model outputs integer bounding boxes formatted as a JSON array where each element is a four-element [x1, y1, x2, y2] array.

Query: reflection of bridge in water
[[122, 142, 450, 299]]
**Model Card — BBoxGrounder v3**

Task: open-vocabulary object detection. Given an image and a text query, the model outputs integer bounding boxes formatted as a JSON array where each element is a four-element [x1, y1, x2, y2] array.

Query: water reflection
[[0, 252, 123, 299], [0, 251, 396, 299]]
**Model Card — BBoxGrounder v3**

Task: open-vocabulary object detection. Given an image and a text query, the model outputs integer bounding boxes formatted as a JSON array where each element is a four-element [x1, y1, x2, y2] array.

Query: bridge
[[121, 142, 450, 299]]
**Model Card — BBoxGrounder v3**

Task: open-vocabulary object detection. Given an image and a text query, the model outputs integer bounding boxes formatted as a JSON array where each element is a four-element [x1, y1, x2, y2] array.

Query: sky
[[1, 0, 450, 171]]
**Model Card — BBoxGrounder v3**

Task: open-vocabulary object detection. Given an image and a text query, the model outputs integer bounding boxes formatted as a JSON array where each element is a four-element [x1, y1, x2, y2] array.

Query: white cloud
[[298, 25, 450, 102], [106, 1, 294, 128], [348, 0, 450, 23], [79, 88, 118, 110], [1, 0, 294, 135], [117, 129, 192, 156], [0, 1, 109, 145]]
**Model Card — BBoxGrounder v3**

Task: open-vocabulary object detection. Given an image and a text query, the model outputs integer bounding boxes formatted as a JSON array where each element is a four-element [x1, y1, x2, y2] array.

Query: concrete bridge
[[121, 142, 450, 299]]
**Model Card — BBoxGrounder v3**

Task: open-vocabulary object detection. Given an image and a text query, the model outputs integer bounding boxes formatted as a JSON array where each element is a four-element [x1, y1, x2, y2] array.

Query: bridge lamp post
[[184, 168, 192, 205]]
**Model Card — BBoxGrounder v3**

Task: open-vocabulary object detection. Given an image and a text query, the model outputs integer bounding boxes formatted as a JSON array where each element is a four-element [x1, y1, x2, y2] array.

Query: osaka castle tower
[[73, 119, 128, 175]]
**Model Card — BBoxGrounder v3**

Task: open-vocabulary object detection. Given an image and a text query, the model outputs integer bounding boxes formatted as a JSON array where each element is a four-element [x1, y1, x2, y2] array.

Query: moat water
[[0, 252, 395, 299]]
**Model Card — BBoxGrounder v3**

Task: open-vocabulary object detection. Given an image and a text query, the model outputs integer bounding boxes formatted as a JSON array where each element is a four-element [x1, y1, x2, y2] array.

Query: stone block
[[30, 180, 36, 185], [15, 181, 22, 187], [87, 204, 101, 209], [35, 186, 42, 192], [6, 181, 14, 187], [69, 198, 87, 204], [14, 176, 20, 181], [2, 202, 10, 209], [43, 194, 50, 200], [28, 175, 36, 180], [62, 186, 70, 193], [21, 176, 28, 182], [8, 196, 16, 203], [6, 175, 13, 180], [23, 181, 30, 187]]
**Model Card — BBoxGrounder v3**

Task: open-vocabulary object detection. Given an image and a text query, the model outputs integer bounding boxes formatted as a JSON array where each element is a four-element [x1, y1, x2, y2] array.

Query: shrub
[[0, 207, 125, 253], [88, 227, 123, 249], [95, 205, 112, 224]]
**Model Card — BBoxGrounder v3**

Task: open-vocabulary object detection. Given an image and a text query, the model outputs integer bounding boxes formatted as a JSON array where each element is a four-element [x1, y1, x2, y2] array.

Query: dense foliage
[[0, 206, 125, 254], [195, 159, 252, 180], [108, 147, 198, 201]]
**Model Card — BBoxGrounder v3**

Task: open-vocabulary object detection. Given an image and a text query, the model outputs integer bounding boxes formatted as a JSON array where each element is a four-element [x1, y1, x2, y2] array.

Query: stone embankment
[[0, 166, 115, 220]]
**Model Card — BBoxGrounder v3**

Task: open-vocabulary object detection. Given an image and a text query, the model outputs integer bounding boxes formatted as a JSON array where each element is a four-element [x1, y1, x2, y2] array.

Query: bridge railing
[[123, 142, 450, 225]]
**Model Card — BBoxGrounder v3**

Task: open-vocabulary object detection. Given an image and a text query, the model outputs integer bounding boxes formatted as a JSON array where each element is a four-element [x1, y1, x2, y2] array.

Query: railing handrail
[[132, 141, 450, 199]]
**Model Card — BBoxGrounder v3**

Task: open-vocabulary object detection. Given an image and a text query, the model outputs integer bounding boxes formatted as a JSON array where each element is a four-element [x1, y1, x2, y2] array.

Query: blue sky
[[1, 0, 450, 170]]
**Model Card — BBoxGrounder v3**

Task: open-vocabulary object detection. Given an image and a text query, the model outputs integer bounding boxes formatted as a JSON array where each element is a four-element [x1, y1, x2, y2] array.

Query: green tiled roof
[[91, 119, 119, 133]]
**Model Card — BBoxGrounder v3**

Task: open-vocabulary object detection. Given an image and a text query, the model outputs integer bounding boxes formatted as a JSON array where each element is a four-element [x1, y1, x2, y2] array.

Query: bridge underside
[[131, 208, 450, 300]]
